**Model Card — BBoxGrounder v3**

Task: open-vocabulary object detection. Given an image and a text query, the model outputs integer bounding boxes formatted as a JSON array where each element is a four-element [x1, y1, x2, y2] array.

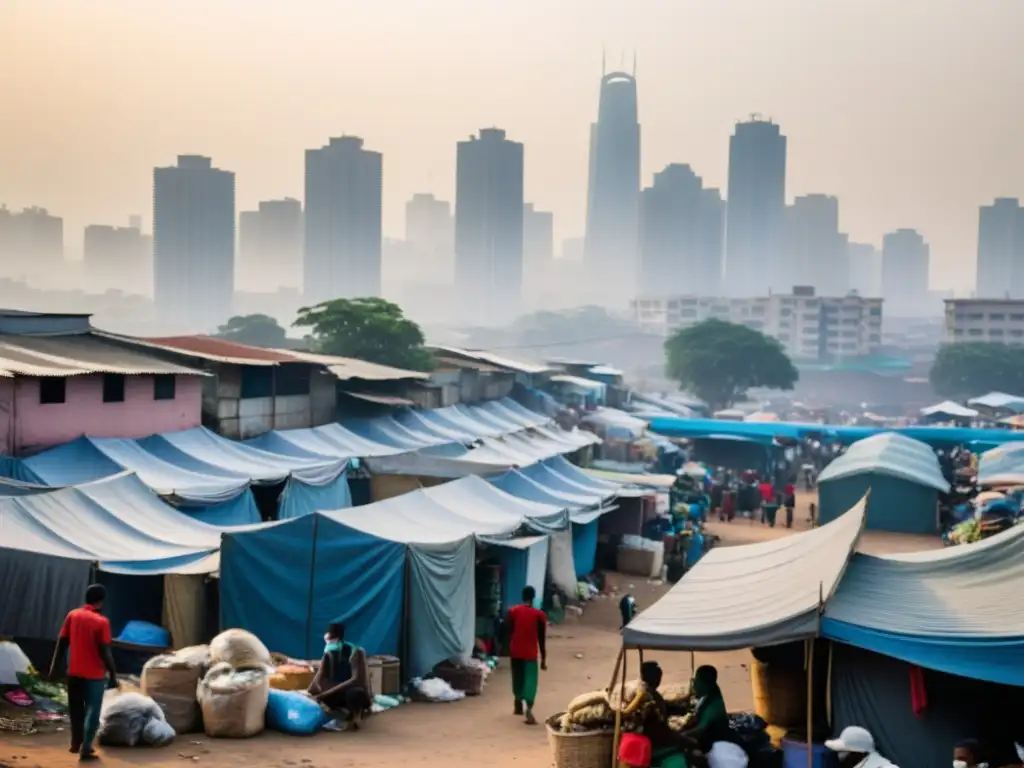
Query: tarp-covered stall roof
[[422, 475, 568, 533], [622, 498, 866, 650], [977, 442, 1024, 487], [967, 391, 1024, 412], [822, 523, 1024, 686], [817, 433, 949, 492], [920, 400, 979, 419]]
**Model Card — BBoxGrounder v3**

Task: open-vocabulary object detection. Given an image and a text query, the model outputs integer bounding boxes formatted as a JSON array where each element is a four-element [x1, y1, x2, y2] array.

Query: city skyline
[[2, 0, 1020, 293]]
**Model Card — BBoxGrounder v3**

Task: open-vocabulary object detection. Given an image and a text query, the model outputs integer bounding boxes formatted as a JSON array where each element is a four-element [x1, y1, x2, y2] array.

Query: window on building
[[153, 375, 176, 400], [275, 365, 311, 397], [990, 314, 1006, 321], [1011, 314, 1024, 322], [968, 329, 984, 336], [39, 377, 66, 405], [102, 373, 126, 403], [1011, 330, 1024, 337], [990, 329, 1005, 336]]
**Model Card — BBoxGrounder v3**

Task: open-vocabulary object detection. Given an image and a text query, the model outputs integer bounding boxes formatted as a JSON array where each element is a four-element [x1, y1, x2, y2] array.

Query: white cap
[[825, 726, 875, 753]]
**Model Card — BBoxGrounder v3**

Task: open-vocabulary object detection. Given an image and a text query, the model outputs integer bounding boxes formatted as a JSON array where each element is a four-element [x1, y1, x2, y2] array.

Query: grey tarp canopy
[[621, 498, 866, 650]]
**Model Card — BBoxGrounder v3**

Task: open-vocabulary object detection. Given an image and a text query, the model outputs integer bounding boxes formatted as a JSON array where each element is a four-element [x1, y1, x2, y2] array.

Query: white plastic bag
[[141, 718, 176, 746], [98, 692, 167, 747], [708, 741, 749, 768]]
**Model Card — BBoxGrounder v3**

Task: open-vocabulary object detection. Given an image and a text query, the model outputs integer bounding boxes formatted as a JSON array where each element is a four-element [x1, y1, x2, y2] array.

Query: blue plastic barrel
[[781, 740, 839, 768]]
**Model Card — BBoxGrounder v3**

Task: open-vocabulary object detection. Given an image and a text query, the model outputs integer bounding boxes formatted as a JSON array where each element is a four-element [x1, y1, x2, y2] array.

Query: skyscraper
[[405, 193, 454, 280], [638, 164, 724, 296], [724, 117, 787, 296], [83, 220, 151, 293], [304, 136, 382, 303], [153, 155, 235, 332], [454, 128, 524, 323], [239, 198, 303, 291], [523, 203, 554, 296], [783, 194, 846, 295], [0, 206, 63, 276], [847, 241, 882, 297], [882, 228, 930, 317], [976, 198, 1024, 298], [584, 69, 641, 305]]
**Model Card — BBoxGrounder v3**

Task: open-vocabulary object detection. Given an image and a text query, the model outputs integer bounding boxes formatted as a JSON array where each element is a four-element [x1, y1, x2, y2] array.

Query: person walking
[[505, 585, 547, 725], [48, 584, 119, 762]]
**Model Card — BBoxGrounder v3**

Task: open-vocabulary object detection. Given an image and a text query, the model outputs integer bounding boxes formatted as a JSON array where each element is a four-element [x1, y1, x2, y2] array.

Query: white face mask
[[1016, 744, 1024, 764], [953, 761, 968, 768]]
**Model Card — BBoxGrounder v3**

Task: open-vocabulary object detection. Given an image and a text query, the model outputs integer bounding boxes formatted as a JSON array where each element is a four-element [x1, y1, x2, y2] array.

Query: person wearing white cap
[[825, 726, 897, 768]]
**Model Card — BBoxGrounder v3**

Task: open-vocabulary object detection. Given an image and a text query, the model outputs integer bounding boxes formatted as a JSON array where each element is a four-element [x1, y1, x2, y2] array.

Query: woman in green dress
[[678, 665, 733, 755]]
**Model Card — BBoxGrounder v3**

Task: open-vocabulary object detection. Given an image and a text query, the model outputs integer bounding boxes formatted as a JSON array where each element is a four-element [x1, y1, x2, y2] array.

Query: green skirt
[[510, 659, 538, 705]]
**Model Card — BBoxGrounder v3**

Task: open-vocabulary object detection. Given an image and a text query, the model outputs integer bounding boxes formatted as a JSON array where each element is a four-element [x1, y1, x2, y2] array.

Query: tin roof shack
[[100, 334, 431, 438], [0, 310, 205, 455], [547, 358, 629, 408], [425, 345, 551, 406]]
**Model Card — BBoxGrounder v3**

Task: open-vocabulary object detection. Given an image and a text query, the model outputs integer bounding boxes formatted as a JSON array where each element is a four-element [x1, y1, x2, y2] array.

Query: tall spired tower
[[584, 60, 641, 305]]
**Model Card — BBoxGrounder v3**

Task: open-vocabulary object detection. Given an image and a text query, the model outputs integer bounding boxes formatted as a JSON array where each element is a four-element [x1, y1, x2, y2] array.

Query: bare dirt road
[[0, 492, 940, 768]]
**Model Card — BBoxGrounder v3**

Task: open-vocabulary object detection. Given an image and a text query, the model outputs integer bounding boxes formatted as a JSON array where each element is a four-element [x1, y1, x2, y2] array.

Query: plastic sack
[[265, 689, 330, 736], [141, 657, 202, 734], [209, 629, 271, 670], [198, 663, 269, 738], [98, 692, 167, 747], [708, 741, 749, 768], [116, 621, 171, 648], [141, 718, 176, 747]]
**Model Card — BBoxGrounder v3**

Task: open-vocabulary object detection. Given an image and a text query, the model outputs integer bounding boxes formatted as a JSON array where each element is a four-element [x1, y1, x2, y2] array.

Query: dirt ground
[[0, 492, 940, 768]]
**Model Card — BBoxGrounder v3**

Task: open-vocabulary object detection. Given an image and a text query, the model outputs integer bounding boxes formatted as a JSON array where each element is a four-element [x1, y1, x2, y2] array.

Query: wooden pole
[[611, 646, 629, 768], [606, 646, 624, 694], [806, 638, 815, 768]]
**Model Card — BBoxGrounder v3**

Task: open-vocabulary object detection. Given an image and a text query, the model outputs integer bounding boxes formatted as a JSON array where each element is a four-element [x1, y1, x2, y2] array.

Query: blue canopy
[[977, 442, 1024, 486]]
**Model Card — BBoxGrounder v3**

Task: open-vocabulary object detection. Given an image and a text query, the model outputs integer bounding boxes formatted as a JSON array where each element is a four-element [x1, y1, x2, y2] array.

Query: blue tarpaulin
[[572, 520, 598, 577]]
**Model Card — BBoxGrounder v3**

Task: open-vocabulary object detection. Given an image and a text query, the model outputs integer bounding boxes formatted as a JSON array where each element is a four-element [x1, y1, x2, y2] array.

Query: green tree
[[929, 342, 1024, 399], [664, 318, 798, 409], [216, 314, 289, 348], [293, 297, 434, 371]]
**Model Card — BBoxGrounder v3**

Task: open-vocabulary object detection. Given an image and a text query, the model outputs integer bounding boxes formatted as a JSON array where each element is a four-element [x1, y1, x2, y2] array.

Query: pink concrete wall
[[0, 374, 203, 455]]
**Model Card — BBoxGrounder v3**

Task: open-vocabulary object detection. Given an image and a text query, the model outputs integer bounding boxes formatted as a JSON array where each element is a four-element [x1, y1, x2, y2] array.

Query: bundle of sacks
[[98, 692, 176, 748], [196, 629, 273, 739], [141, 645, 211, 734], [558, 679, 693, 733]]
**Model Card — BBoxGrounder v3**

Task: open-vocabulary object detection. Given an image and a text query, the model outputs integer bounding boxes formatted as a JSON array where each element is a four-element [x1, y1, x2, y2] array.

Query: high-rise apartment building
[[0, 206, 63, 275], [882, 228, 930, 317], [454, 128, 524, 323], [584, 70, 641, 304], [523, 203, 554, 293], [847, 241, 882, 297], [405, 193, 454, 280], [239, 198, 303, 291], [153, 155, 235, 332], [944, 298, 1024, 345], [976, 198, 1024, 298], [784, 194, 847, 295], [83, 220, 152, 293], [724, 117, 787, 296], [304, 136, 382, 303], [632, 288, 882, 361], [638, 164, 723, 297]]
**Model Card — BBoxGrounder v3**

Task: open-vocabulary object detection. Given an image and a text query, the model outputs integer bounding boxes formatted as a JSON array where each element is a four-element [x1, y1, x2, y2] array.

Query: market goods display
[[197, 662, 270, 738], [209, 629, 271, 670]]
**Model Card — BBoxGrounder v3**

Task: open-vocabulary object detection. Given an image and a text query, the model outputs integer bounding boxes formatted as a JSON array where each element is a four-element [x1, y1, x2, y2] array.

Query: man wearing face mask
[[824, 726, 897, 768], [953, 738, 988, 768]]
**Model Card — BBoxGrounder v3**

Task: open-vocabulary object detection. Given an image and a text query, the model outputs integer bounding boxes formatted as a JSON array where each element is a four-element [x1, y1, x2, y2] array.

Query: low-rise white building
[[944, 298, 1024, 345], [632, 287, 883, 361]]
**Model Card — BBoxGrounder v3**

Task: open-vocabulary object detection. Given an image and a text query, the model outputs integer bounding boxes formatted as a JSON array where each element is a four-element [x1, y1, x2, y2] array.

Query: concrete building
[[882, 228, 930, 317], [943, 298, 1024, 345], [631, 287, 883, 362], [584, 69, 641, 304], [724, 117, 787, 296], [153, 155, 235, 333], [0, 310, 204, 455], [83, 221, 152, 294], [304, 136, 382, 303], [454, 128, 524, 323], [561, 237, 585, 262], [639, 164, 723, 297], [239, 197, 303, 292], [784, 194, 847, 295], [976, 198, 1024, 298], [523, 203, 554, 295], [847, 241, 882, 297], [405, 193, 454, 281], [0, 206, 63, 276]]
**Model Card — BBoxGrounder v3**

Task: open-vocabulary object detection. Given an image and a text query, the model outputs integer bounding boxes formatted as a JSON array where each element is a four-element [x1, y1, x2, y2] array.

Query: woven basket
[[546, 713, 614, 768], [433, 663, 486, 696]]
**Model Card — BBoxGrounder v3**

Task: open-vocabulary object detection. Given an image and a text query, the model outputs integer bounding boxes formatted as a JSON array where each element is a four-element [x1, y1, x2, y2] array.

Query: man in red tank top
[[505, 586, 547, 725]]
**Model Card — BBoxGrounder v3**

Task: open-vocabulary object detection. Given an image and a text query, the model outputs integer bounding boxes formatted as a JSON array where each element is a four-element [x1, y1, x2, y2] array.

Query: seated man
[[308, 622, 372, 730], [677, 665, 734, 755]]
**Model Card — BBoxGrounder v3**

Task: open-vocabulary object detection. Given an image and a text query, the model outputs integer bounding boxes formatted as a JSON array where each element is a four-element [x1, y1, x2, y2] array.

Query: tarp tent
[[622, 498, 865, 650], [977, 442, 1024, 487], [817, 433, 947, 534], [920, 400, 978, 420], [822, 522, 1024, 686], [967, 392, 1024, 413]]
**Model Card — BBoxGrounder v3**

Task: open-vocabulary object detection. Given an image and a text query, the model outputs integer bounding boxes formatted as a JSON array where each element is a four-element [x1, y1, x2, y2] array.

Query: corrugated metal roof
[[427, 345, 550, 375], [340, 391, 417, 406], [140, 336, 295, 365], [278, 349, 430, 381], [0, 333, 205, 377]]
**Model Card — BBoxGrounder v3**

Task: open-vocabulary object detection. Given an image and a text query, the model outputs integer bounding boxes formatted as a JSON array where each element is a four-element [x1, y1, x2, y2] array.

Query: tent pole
[[605, 645, 624, 693], [303, 514, 320, 661], [806, 637, 815, 768], [611, 645, 628, 768], [689, 650, 695, 678]]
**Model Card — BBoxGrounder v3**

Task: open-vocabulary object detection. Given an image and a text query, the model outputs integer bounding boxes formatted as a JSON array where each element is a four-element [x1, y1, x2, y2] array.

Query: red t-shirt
[[759, 483, 774, 502], [60, 605, 112, 680], [507, 603, 546, 661], [784, 484, 795, 498]]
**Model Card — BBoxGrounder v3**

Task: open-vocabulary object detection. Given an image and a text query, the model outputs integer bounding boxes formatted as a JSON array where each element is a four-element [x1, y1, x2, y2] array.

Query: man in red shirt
[[505, 585, 547, 725], [49, 584, 119, 762]]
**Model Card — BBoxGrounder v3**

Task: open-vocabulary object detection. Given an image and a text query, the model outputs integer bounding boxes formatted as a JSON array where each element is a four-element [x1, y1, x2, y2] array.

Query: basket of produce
[[546, 712, 614, 768]]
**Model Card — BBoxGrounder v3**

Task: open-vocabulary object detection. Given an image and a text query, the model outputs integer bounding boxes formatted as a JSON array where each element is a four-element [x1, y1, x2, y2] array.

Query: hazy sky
[[2, 0, 1021, 289]]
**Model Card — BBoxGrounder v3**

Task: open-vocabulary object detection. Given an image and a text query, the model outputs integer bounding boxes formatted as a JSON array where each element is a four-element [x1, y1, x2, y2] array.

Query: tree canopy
[[929, 342, 1024, 399], [293, 297, 434, 371], [664, 318, 798, 409], [216, 314, 289, 348]]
